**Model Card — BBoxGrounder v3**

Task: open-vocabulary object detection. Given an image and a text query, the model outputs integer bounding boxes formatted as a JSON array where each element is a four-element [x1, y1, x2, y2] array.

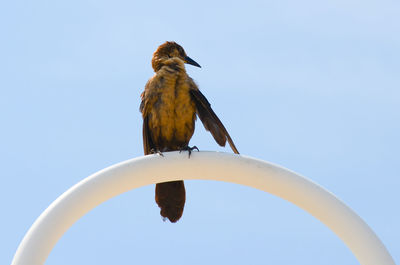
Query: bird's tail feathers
[[155, 181, 186, 223]]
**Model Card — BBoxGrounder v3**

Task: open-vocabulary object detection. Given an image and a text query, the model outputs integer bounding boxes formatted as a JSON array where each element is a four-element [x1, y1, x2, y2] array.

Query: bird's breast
[[147, 73, 196, 149]]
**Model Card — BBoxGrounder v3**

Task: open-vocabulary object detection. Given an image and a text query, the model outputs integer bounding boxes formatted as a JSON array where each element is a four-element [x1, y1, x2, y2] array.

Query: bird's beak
[[184, 56, 201, 68]]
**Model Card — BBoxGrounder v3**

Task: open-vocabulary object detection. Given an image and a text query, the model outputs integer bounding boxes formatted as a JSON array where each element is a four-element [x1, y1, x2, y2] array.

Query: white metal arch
[[11, 152, 395, 265]]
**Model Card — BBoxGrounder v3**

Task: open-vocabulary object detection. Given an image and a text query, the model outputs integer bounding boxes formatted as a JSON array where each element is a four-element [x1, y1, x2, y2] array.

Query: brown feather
[[155, 181, 185, 223], [142, 115, 153, 155], [190, 88, 239, 154]]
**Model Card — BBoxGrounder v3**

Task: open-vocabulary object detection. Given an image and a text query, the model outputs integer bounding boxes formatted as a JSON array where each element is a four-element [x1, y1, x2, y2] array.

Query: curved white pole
[[12, 152, 395, 265]]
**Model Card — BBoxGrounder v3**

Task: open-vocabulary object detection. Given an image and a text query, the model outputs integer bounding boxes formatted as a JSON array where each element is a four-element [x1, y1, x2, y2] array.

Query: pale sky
[[1, 0, 399, 264]]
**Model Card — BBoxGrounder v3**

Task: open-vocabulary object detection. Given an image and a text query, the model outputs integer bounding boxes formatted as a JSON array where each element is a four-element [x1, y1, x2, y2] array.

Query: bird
[[140, 41, 239, 223]]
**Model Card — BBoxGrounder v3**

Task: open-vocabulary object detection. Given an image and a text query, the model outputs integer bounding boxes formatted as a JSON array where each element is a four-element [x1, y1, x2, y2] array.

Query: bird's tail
[[155, 181, 186, 223]]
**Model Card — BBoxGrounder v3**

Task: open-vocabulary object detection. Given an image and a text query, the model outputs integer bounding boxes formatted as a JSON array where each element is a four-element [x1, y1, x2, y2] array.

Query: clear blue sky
[[1, 0, 399, 264]]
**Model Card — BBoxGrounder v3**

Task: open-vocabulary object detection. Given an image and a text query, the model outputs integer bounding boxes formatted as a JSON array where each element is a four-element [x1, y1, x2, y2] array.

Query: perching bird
[[140, 41, 239, 222]]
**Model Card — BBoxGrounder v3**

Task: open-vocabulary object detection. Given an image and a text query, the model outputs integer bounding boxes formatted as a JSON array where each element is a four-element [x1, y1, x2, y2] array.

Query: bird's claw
[[150, 149, 164, 157], [179, 145, 199, 158]]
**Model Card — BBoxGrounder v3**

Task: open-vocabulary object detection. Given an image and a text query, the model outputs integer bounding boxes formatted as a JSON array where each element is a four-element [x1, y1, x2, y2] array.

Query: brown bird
[[140, 41, 239, 223]]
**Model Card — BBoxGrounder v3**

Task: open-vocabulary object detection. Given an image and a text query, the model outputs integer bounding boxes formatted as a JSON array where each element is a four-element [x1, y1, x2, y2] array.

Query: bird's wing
[[142, 115, 155, 155], [140, 90, 155, 155], [189, 88, 239, 154]]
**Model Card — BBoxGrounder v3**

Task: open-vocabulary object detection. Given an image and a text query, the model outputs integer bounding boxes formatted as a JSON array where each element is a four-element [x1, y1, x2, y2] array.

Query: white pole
[[11, 152, 396, 265]]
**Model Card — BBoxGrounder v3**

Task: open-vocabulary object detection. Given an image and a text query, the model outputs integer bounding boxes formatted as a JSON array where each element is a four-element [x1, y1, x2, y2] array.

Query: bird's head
[[151, 41, 201, 72]]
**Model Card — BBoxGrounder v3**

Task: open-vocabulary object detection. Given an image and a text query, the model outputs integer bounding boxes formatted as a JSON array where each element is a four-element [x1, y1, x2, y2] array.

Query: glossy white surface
[[11, 152, 395, 265]]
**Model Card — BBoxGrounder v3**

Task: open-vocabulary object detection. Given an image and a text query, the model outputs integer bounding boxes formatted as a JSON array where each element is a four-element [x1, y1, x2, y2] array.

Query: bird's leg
[[150, 148, 164, 157], [179, 145, 199, 158]]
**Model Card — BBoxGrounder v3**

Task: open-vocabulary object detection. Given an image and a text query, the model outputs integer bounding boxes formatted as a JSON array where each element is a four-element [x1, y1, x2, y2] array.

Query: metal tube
[[11, 152, 395, 265]]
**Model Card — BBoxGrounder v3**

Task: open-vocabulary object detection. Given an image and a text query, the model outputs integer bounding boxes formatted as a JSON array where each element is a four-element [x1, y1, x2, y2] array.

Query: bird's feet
[[179, 145, 199, 158], [150, 148, 164, 157]]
